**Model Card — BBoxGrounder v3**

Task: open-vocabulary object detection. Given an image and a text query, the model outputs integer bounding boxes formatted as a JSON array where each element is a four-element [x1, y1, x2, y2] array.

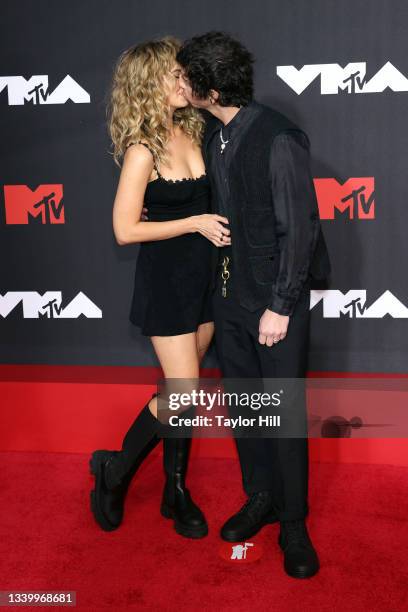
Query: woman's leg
[[90, 332, 196, 531], [105, 326, 211, 477], [148, 330, 202, 417], [90, 325, 214, 535], [150, 326, 214, 538], [90, 390, 162, 531], [196, 321, 215, 365], [147, 321, 214, 416]]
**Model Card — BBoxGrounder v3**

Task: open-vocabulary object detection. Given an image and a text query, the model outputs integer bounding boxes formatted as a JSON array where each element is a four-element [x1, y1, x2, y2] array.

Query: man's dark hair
[[177, 31, 254, 107]]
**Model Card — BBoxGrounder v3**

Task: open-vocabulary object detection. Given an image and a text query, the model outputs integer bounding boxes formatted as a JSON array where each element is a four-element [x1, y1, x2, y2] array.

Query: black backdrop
[[1, 0, 407, 372]]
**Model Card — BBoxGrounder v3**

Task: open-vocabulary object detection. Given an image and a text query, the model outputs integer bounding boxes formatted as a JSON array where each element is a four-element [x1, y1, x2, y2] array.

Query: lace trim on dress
[[153, 173, 207, 185]]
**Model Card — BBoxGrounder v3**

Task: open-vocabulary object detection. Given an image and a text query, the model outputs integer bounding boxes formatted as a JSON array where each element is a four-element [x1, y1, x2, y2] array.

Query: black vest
[[203, 103, 331, 311]]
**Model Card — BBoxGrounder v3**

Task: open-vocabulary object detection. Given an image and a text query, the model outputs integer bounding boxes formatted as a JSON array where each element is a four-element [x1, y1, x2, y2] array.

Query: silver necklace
[[219, 128, 229, 154]]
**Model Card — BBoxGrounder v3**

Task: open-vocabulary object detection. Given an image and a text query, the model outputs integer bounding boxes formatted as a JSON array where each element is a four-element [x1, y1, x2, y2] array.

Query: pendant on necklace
[[219, 128, 229, 154]]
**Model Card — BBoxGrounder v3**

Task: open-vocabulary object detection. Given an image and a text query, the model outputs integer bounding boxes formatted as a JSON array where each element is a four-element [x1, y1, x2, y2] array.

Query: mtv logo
[[0, 292, 102, 319], [313, 178, 375, 220], [0, 75, 90, 105], [276, 62, 408, 95], [310, 290, 408, 318], [4, 185, 64, 225]]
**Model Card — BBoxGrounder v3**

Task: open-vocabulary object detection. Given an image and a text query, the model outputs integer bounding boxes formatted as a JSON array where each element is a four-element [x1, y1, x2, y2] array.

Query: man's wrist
[[265, 307, 290, 318], [267, 293, 296, 317]]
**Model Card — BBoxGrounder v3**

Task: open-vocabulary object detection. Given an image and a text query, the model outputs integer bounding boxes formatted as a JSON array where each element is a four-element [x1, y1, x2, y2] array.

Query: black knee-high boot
[[90, 393, 161, 532], [160, 434, 208, 539]]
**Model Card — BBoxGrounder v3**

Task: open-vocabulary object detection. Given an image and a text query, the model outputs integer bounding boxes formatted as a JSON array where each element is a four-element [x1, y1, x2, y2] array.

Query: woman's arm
[[112, 143, 230, 246], [113, 143, 189, 244]]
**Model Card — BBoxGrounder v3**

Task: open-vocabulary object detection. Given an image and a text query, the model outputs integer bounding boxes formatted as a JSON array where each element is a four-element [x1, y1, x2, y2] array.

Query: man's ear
[[209, 89, 220, 104]]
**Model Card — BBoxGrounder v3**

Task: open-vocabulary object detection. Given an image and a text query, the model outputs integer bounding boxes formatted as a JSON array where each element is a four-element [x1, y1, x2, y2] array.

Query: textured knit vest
[[223, 104, 308, 310], [235, 105, 307, 217]]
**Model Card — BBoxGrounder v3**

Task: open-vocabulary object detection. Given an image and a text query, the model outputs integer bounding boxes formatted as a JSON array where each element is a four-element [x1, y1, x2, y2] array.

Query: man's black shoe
[[89, 450, 129, 532], [278, 519, 320, 578], [220, 491, 278, 542]]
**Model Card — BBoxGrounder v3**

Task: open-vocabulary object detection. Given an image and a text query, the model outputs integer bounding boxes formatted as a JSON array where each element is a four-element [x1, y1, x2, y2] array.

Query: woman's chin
[[176, 96, 189, 108]]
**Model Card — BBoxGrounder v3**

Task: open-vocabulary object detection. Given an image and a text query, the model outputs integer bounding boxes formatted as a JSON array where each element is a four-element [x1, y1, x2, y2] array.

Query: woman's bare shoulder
[[124, 142, 155, 167]]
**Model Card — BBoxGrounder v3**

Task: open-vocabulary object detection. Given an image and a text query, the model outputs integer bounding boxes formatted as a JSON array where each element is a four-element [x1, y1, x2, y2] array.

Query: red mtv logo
[[4, 184, 64, 224], [313, 178, 375, 219]]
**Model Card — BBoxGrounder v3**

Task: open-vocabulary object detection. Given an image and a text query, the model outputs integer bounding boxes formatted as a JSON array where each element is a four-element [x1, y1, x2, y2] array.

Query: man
[[177, 31, 331, 578]]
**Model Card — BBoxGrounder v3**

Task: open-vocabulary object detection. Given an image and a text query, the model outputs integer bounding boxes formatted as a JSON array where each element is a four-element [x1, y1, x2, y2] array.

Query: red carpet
[[1, 451, 407, 611]]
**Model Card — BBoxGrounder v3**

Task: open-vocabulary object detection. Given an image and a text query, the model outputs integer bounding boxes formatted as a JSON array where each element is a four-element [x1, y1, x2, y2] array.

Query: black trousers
[[211, 256, 311, 521]]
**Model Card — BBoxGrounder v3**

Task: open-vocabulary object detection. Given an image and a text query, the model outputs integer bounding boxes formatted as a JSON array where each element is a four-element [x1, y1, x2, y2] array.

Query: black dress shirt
[[208, 101, 316, 316]]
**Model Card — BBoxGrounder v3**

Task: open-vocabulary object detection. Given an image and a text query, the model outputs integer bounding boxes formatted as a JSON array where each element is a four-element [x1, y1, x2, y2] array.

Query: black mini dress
[[128, 145, 214, 336]]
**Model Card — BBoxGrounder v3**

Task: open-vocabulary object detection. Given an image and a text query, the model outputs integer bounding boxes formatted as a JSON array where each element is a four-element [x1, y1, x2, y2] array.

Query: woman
[[89, 37, 231, 539]]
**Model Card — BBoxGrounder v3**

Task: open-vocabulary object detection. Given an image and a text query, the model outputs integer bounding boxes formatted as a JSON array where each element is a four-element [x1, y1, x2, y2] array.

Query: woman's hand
[[191, 214, 231, 247], [136, 207, 230, 246]]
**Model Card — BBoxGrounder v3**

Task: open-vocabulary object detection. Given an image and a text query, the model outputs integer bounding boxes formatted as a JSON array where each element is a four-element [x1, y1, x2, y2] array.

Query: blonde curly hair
[[107, 36, 205, 168]]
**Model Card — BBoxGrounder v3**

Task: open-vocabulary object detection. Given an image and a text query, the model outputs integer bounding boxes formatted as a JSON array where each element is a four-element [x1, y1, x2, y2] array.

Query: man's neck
[[209, 105, 241, 126]]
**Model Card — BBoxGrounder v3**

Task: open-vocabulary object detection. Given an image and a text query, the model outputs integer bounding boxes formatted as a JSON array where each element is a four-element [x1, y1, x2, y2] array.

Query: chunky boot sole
[[160, 502, 209, 539], [278, 534, 320, 578], [89, 450, 119, 532], [220, 510, 279, 542], [282, 563, 320, 579]]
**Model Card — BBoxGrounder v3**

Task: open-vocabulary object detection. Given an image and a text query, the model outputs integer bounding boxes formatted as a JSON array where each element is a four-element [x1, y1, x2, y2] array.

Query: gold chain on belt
[[221, 255, 230, 297]]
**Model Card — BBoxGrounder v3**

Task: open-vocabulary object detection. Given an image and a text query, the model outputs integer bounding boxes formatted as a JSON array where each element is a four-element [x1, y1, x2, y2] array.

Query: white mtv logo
[[310, 290, 408, 318], [230, 542, 254, 560], [0, 75, 90, 105], [0, 291, 102, 318], [276, 61, 408, 95]]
